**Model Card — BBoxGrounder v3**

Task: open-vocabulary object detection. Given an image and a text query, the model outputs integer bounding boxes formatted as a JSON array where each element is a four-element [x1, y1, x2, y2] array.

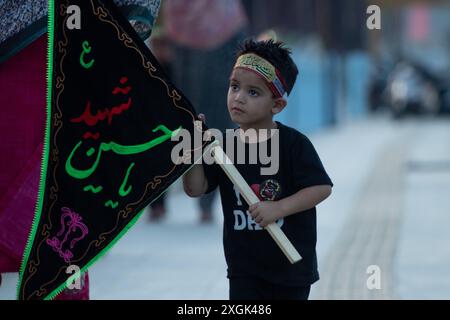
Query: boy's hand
[[196, 113, 209, 142], [248, 201, 284, 228], [197, 113, 206, 124]]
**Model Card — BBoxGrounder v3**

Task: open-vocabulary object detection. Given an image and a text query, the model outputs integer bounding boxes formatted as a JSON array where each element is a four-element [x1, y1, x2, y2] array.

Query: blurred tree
[[316, 0, 368, 52]]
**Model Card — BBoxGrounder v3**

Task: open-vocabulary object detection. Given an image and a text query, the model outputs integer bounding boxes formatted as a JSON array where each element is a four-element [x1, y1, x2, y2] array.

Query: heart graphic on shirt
[[250, 184, 262, 201], [251, 180, 282, 201]]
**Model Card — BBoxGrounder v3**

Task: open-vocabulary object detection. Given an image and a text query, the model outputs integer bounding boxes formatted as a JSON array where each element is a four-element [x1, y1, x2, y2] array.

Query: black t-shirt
[[204, 121, 333, 286]]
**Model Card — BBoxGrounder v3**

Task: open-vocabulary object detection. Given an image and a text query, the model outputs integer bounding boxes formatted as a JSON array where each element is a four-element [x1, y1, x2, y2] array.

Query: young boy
[[183, 39, 333, 300]]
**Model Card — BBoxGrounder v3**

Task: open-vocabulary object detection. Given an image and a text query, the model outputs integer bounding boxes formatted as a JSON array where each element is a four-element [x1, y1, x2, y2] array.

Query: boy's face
[[227, 68, 286, 130]]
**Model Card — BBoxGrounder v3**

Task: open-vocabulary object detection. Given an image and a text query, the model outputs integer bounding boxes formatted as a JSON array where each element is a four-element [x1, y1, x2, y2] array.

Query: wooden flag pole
[[209, 143, 302, 264]]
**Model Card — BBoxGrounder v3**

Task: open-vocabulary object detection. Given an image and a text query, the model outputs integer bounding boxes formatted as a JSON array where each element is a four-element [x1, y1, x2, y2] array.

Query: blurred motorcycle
[[385, 61, 440, 118]]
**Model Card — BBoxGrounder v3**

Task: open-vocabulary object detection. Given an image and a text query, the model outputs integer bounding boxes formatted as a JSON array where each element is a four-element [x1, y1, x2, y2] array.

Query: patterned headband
[[234, 53, 288, 98]]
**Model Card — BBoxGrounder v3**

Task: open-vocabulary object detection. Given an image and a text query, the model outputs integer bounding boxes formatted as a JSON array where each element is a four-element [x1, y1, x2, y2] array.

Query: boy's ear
[[272, 97, 287, 115]]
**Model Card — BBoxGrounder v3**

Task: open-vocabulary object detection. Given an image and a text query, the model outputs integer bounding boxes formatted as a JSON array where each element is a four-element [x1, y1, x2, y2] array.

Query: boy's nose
[[234, 91, 245, 104]]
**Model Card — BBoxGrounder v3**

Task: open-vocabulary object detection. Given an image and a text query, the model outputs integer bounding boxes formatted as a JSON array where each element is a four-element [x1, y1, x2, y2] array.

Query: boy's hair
[[236, 39, 298, 95]]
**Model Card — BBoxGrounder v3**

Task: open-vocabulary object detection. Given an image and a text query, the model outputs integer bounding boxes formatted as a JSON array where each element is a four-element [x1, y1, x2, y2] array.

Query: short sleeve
[[292, 136, 333, 190], [203, 162, 220, 194]]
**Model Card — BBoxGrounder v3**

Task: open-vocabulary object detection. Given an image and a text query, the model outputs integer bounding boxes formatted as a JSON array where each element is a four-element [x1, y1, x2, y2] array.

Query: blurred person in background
[[148, 0, 248, 223]]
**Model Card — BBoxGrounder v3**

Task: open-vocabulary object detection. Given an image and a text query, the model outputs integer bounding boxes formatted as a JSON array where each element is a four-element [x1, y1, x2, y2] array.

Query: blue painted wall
[[276, 48, 371, 134]]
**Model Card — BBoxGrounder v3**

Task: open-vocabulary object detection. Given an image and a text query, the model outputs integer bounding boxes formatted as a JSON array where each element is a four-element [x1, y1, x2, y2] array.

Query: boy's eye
[[249, 89, 259, 97], [230, 84, 239, 91]]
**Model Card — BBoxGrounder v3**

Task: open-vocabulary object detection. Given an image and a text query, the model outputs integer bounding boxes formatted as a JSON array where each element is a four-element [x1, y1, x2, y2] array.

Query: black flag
[[17, 0, 208, 300]]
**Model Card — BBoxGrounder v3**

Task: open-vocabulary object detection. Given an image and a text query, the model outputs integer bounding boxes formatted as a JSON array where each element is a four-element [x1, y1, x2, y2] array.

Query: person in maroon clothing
[[0, 34, 91, 301], [0, 0, 161, 299]]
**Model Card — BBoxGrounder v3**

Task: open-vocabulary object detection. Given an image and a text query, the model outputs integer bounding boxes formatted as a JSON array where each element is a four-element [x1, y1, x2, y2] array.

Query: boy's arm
[[249, 185, 332, 227], [279, 184, 332, 216], [183, 164, 209, 198]]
